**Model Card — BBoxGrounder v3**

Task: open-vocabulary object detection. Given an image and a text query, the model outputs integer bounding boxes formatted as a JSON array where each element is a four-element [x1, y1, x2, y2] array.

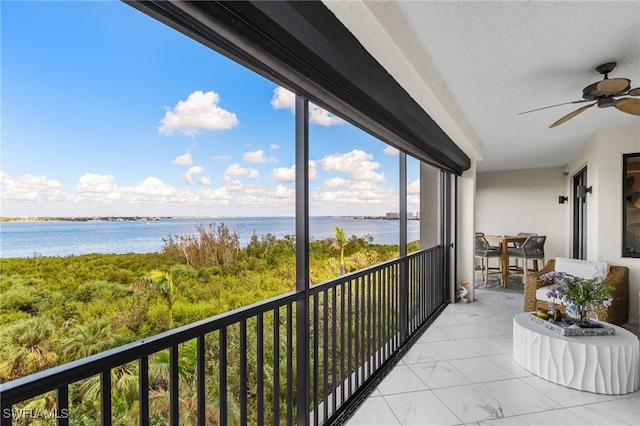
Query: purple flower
[[539, 271, 575, 285], [546, 283, 567, 301]]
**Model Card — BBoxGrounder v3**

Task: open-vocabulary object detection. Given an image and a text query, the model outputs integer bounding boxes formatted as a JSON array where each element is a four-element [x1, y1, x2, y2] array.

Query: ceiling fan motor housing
[[597, 97, 616, 108], [582, 62, 631, 100]]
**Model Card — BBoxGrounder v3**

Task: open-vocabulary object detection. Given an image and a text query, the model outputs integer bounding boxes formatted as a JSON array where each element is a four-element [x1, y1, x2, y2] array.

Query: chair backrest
[[522, 235, 546, 257], [517, 232, 537, 238], [475, 235, 490, 256], [554, 257, 609, 280], [515, 232, 537, 247]]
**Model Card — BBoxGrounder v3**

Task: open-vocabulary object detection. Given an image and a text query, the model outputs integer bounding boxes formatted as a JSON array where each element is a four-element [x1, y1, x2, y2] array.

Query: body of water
[[0, 217, 419, 258]]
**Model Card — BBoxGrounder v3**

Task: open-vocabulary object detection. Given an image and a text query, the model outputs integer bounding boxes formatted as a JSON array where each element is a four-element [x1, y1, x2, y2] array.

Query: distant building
[[385, 212, 420, 220]]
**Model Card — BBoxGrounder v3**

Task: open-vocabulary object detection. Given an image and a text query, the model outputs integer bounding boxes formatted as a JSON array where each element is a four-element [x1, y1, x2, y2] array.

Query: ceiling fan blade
[[517, 99, 591, 115], [596, 78, 630, 95], [615, 98, 640, 116], [549, 103, 595, 128], [625, 87, 640, 96]]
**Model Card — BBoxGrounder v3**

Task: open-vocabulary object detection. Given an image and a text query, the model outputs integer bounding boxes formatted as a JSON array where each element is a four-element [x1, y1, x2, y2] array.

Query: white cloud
[[383, 146, 399, 156], [270, 144, 279, 150], [270, 166, 295, 183], [74, 173, 125, 203], [269, 161, 317, 183], [270, 86, 345, 126], [223, 163, 259, 181], [182, 166, 204, 184], [309, 161, 318, 179], [318, 149, 385, 183], [243, 149, 276, 163], [1, 171, 300, 217], [2, 169, 394, 217], [194, 182, 295, 212], [272, 184, 294, 199], [211, 155, 231, 161], [0, 172, 67, 202], [311, 180, 395, 208], [323, 177, 349, 188], [134, 177, 178, 196], [159, 90, 239, 136], [172, 153, 193, 166], [77, 173, 118, 193], [226, 179, 245, 192], [270, 86, 295, 111], [309, 105, 345, 126], [408, 179, 420, 194]]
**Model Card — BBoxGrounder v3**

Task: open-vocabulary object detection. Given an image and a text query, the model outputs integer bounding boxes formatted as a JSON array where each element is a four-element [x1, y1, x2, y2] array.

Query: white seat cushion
[[554, 257, 609, 280]]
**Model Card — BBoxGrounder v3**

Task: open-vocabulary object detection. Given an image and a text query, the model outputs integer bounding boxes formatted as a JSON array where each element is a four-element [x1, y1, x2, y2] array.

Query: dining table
[[484, 235, 527, 287]]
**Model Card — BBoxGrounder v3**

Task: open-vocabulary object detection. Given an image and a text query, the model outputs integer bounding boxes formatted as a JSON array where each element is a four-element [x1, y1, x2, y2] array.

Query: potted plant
[[540, 271, 614, 324]]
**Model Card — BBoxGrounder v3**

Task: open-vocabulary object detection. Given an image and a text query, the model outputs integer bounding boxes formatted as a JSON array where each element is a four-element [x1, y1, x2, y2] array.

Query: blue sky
[[1, 1, 421, 217]]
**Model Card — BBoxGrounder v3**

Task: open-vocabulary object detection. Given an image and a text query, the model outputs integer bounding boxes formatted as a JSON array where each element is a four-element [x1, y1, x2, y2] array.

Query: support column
[[399, 152, 408, 339], [295, 94, 310, 426]]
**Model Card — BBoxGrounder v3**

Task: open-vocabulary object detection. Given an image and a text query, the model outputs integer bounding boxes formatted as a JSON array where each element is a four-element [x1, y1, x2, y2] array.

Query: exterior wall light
[[577, 185, 593, 198]]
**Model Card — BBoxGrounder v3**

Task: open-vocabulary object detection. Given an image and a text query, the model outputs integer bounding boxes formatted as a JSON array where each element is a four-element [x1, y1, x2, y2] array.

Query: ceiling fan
[[518, 62, 640, 128]]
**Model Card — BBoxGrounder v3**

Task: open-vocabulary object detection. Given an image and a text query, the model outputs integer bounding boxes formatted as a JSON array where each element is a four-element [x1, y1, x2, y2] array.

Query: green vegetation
[[0, 223, 417, 424], [331, 226, 347, 275]]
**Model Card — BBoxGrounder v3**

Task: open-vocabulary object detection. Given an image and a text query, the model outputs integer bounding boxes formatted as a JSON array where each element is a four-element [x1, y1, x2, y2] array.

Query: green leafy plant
[[331, 227, 347, 275], [148, 270, 175, 329], [541, 271, 613, 321]]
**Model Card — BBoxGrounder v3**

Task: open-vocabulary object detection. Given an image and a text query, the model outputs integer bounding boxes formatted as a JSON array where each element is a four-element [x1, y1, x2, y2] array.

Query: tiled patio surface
[[346, 288, 639, 425]]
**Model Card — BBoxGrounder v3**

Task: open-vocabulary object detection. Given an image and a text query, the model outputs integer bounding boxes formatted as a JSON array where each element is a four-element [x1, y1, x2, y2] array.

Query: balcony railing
[[0, 246, 447, 426]]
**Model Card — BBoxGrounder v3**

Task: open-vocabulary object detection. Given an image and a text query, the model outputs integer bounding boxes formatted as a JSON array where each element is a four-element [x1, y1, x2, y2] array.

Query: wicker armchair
[[524, 259, 629, 325]]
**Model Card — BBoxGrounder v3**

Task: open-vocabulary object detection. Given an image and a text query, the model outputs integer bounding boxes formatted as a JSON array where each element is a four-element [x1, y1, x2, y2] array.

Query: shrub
[[0, 281, 60, 315], [73, 280, 132, 303], [161, 223, 240, 268]]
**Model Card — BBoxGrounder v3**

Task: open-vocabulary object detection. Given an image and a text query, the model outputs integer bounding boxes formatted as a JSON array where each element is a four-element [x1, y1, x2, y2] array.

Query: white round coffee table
[[513, 312, 639, 394]]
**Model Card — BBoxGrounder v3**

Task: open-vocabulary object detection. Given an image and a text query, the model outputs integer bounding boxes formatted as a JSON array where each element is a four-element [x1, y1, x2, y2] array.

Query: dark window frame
[[623, 152, 640, 258]]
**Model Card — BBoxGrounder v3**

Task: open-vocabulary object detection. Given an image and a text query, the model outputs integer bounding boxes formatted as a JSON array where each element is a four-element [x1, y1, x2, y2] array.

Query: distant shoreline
[[0, 216, 168, 223], [0, 215, 402, 223]]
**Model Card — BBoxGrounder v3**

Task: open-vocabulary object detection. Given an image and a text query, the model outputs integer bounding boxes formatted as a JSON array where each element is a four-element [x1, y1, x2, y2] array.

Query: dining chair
[[476, 231, 500, 248], [509, 232, 538, 270], [474, 235, 502, 287], [507, 235, 546, 284]]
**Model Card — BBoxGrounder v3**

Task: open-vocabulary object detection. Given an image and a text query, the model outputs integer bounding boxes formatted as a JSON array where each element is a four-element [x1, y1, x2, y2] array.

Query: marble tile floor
[[474, 270, 524, 293], [346, 288, 639, 426]]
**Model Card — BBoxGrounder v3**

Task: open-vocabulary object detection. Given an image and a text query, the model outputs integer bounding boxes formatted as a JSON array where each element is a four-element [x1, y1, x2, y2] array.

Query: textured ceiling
[[371, 1, 640, 172]]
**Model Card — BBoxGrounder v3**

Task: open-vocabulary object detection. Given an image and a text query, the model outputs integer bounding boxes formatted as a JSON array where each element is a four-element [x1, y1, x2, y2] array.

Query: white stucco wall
[[475, 167, 568, 262], [566, 123, 640, 326], [457, 162, 476, 300]]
